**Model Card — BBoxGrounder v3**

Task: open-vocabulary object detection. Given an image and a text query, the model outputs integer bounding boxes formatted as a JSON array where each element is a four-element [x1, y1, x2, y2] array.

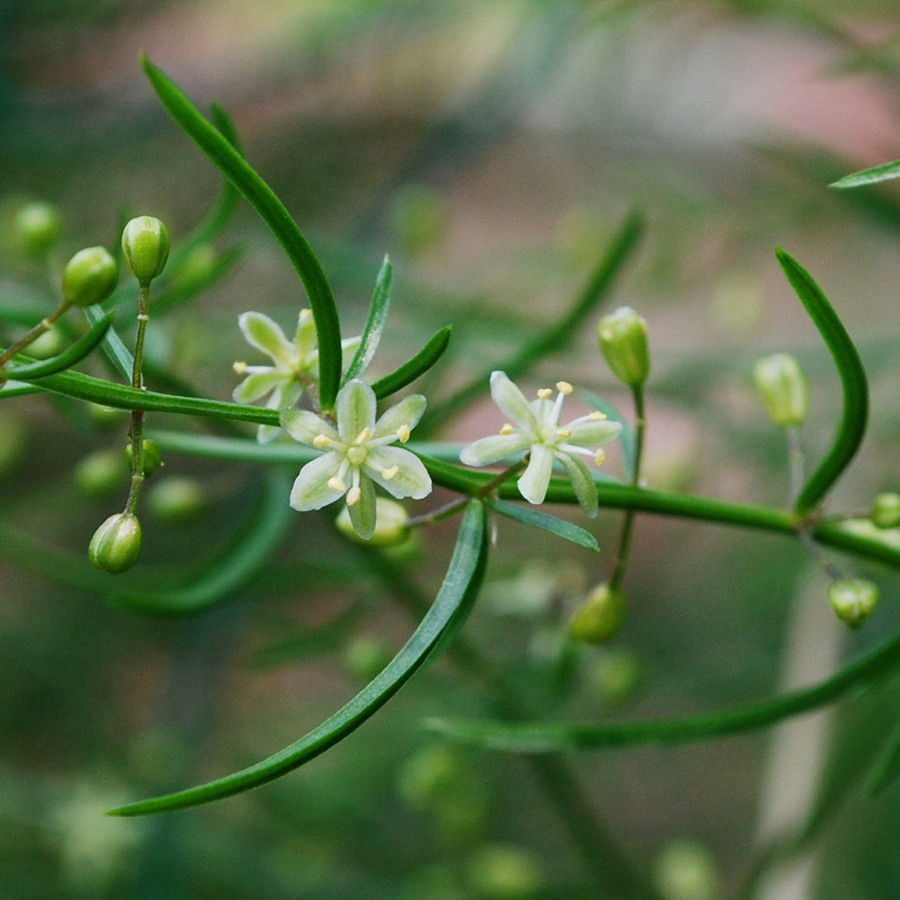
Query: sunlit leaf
[[486, 498, 599, 551], [830, 158, 900, 189], [343, 256, 393, 384]]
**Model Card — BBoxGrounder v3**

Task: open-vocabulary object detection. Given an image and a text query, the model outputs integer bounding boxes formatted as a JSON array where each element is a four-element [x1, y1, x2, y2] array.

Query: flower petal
[[490, 371, 538, 432], [374, 393, 426, 439], [293, 309, 317, 361], [336, 379, 376, 442], [365, 446, 432, 499], [233, 370, 282, 404], [517, 443, 554, 505], [281, 408, 338, 446], [567, 418, 623, 446], [460, 433, 532, 467], [256, 423, 283, 444], [289, 452, 345, 510], [560, 453, 598, 517], [239, 311, 296, 368], [347, 475, 377, 540]]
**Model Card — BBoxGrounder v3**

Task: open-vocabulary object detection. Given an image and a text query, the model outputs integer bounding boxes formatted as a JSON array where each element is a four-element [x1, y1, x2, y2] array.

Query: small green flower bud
[[569, 582, 626, 644], [14, 201, 62, 255], [62, 246, 118, 307], [654, 839, 720, 900], [871, 492, 900, 530], [465, 844, 545, 899], [122, 216, 169, 284], [25, 326, 64, 359], [753, 353, 809, 428], [336, 498, 410, 546], [147, 477, 207, 523], [598, 306, 650, 387], [124, 439, 162, 477], [88, 513, 141, 574], [74, 449, 127, 497], [828, 577, 879, 629], [342, 636, 392, 681], [589, 648, 643, 707]]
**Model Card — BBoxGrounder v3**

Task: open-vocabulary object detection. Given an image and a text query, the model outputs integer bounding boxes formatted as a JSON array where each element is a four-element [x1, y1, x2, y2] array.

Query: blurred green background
[[2, 1, 900, 897]]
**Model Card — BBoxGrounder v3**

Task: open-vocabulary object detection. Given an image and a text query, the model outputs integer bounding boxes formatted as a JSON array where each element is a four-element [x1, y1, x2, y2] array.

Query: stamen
[[537, 388, 552, 400], [299, 308, 312, 323], [355, 427, 372, 444], [382, 465, 399, 480], [500, 423, 514, 435], [327, 476, 347, 492], [589, 411, 607, 420], [346, 485, 362, 506], [556, 428, 572, 439], [233, 361, 248, 374], [594, 448, 606, 466], [313, 434, 332, 448], [556, 380, 574, 395], [396, 424, 411, 443]]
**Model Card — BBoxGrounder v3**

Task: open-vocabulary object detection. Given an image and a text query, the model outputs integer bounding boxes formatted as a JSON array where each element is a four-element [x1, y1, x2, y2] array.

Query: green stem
[[0, 298, 71, 385], [609, 384, 645, 590], [125, 283, 150, 514]]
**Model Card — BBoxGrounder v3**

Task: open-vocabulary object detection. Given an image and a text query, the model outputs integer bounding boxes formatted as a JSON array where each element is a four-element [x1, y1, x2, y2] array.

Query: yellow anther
[[594, 448, 606, 466], [537, 388, 552, 400], [396, 424, 411, 444], [556, 380, 574, 395], [327, 476, 347, 492], [346, 485, 362, 506], [589, 411, 607, 420], [500, 423, 514, 435], [557, 428, 572, 439], [355, 427, 372, 444], [313, 434, 332, 448], [233, 361, 248, 374], [299, 308, 312, 322], [382, 465, 399, 480]]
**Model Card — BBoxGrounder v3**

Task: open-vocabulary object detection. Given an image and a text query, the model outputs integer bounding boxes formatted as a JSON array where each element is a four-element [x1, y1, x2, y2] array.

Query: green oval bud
[[62, 246, 118, 307], [465, 844, 544, 899], [598, 306, 650, 387], [88, 513, 141, 574], [122, 215, 170, 284], [124, 439, 162, 477], [654, 839, 719, 900], [74, 449, 127, 497], [569, 582, 626, 644], [753, 353, 809, 428], [342, 635, 392, 682], [871, 492, 900, 530], [14, 201, 62, 255], [336, 498, 410, 546], [828, 577, 879, 629], [147, 477, 206, 523]]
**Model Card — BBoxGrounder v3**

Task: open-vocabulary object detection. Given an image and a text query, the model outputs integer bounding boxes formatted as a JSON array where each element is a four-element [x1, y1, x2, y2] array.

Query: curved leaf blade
[[109, 499, 488, 816], [3, 314, 111, 379], [830, 159, 900, 189], [776, 249, 869, 515], [343, 256, 393, 385], [140, 54, 343, 410], [487, 498, 599, 551], [370, 325, 452, 400]]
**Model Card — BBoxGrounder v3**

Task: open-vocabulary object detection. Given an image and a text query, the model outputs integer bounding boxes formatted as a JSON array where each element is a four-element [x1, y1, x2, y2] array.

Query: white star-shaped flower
[[233, 309, 360, 442], [460, 371, 622, 515], [280, 379, 432, 539]]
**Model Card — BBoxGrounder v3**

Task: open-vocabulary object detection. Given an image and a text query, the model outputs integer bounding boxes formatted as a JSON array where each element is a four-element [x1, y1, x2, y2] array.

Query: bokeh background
[[2, 1, 900, 898]]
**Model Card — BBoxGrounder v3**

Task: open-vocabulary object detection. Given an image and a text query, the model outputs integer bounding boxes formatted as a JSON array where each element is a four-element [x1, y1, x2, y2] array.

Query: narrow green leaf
[[370, 325, 452, 400], [85, 305, 133, 381], [111, 469, 292, 614], [428, 209, 643, 427], [776, 249, 869, 515], [830, 158, 900, 189], [867, 720, 900, 797], [486, 498, 599, 552], [579, 389, 634, 479], [425, 620, 900, 752], [343, 256, 393, 385], [108, 499, 488, 815], [3, 315, 111, 379], [140, 54, 343, 410]]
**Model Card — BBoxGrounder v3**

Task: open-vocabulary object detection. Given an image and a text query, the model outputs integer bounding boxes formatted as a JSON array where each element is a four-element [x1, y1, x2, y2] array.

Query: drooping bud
[[122, 216, 170, 285], [88, 513, 141, 574], [14, 201, 62, 255], [336, 497, 410, 546], [124, 439, 162, 477], [598, 306, 650, 387], [828, 577, 879, 629], [569, 582, 626, 644], [871, 492, 900, 530], [753, 353, 809, 428], [62, 247, 119, 307]]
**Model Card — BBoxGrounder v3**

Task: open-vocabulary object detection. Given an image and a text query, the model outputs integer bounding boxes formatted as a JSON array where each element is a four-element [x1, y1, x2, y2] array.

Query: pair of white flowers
[[234, 310, 622, 538]]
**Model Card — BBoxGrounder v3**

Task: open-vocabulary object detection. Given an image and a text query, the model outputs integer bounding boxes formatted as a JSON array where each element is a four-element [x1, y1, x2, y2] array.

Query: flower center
[[347, 446, 368, 466]]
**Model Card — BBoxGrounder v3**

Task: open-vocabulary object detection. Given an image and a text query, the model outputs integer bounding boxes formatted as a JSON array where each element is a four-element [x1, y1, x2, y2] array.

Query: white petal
[[347, 475, 377, 539], [365, 446, 432, 499], [336, 379, 376, 442], [490, 371, 538, 432], [256, 423, 283, 444], [560, 453, 598, 517], [567, 418, 622, 446], [517, 443, 554, 505], [374, 393, 426, 439], [460, 433, 532, 467], [289, 452, 345, 510], [281, 408, 338, 446], [232, 370, 282, 404], [239, 311, 296, 367]]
